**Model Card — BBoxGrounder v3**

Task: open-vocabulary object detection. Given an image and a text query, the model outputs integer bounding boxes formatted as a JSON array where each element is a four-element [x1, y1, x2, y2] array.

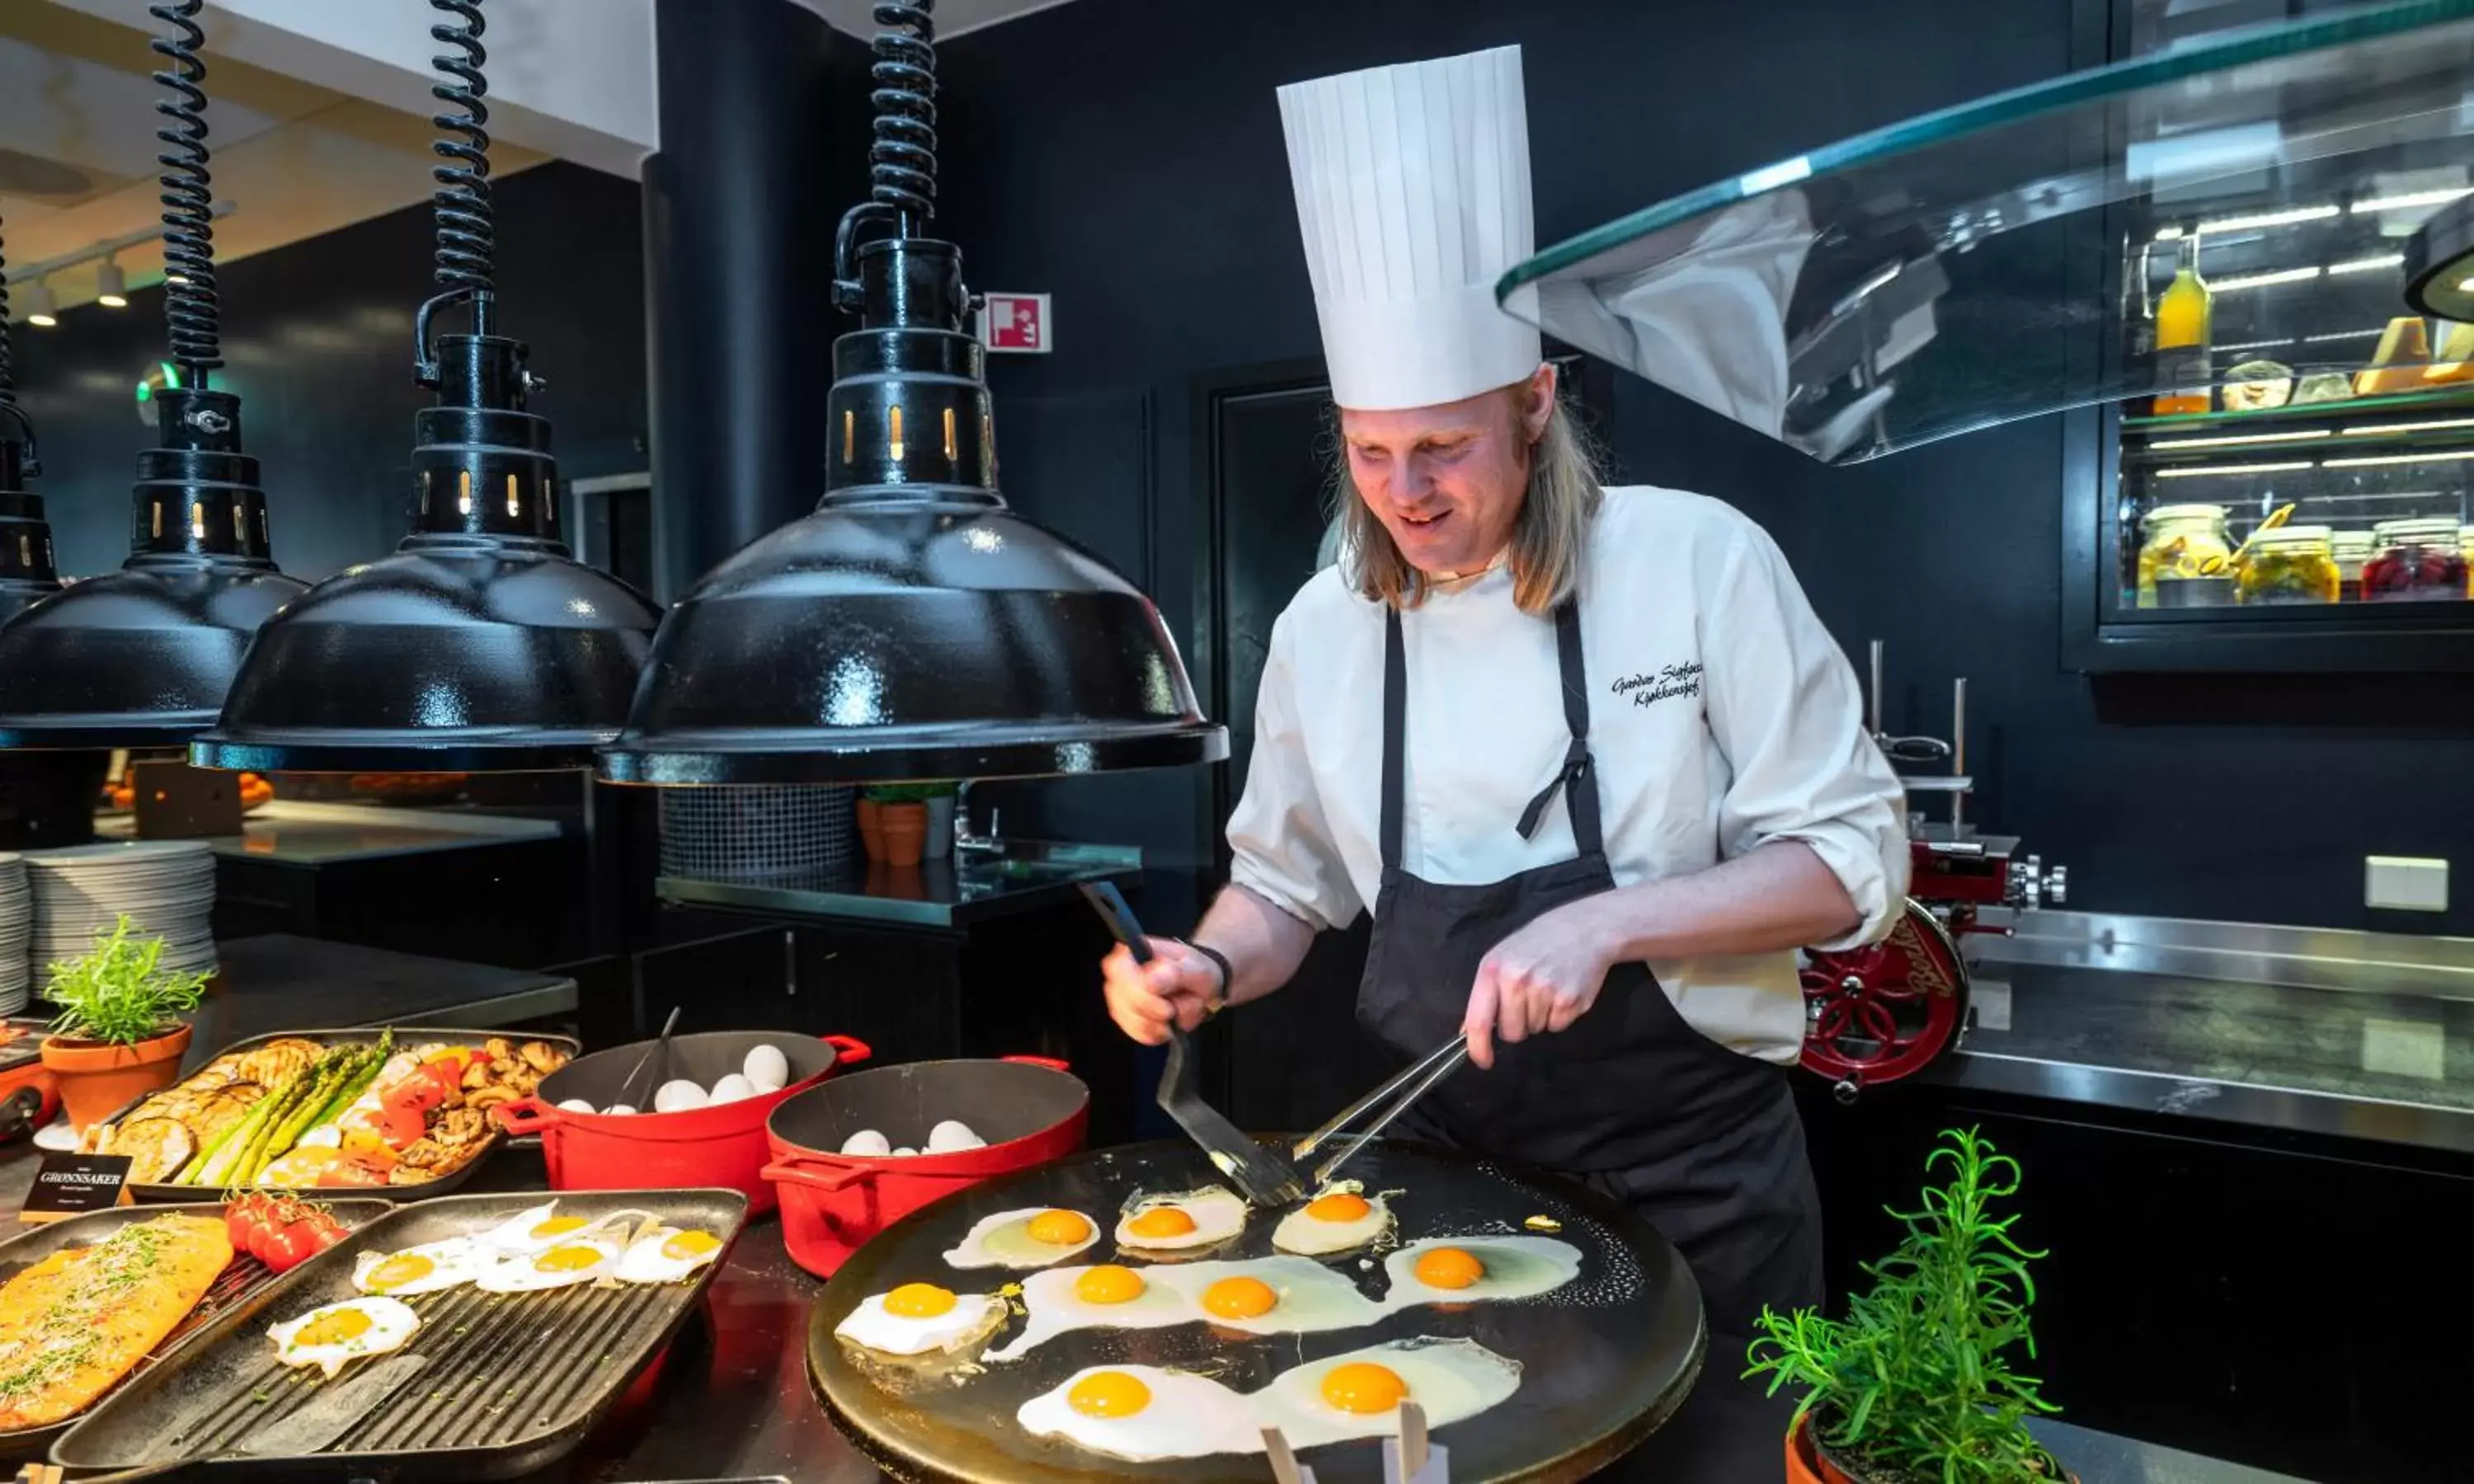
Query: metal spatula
[[1078, 883, 1306, 1206]]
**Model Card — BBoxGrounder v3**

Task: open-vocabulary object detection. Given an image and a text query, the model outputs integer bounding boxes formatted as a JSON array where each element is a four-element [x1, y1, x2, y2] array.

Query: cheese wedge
[[2357, 316, 2433, 395], [0, 1214, 232, 1430], [2424, 321, 2474, 384]]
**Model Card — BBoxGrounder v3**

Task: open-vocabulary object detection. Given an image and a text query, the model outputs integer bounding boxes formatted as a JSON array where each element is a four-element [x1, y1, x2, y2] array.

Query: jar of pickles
[[2236, 525, 2339, 605], [2330, 529, 2374, 602], [2137, 504, 2232, 608], [2362, 518, 2470, 602]]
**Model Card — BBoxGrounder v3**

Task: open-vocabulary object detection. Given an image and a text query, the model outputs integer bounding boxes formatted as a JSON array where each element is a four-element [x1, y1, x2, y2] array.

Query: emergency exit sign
[[982, 293, 1050, 353]]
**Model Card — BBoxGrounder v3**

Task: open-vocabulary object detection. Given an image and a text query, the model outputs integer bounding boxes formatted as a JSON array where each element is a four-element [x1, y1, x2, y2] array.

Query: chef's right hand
[[1102, 941, 1223, 1045]]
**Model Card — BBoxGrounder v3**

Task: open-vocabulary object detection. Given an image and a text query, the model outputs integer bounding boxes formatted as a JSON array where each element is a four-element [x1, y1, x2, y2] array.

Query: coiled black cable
[[0, 216, 13, 406], [428, 0, 495, 333], [866, 0, 938, 231], [151, 0, 220, 387]]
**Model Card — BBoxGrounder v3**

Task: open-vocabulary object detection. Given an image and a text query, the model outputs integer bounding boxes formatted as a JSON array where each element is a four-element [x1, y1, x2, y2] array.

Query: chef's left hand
[[1463, 899, 1617, 1070]]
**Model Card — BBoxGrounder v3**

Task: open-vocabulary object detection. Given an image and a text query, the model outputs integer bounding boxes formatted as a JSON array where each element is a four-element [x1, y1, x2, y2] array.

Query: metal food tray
[[49, 1188, 751, 1480], [0, 1200, 391, 1462], [97, 1027, 580, 1205]]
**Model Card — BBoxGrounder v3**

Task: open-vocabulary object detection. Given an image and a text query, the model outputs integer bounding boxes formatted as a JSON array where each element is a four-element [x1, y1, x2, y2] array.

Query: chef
[[1102, 45, 1907, 1333]]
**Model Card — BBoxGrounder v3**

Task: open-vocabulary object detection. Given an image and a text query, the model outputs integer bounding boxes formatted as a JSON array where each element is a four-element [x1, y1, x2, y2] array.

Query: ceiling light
[[2404, 196, 2474, 320], [2210, 266, 2321, 292], [0, 6, 304, 749], [2149, 430, 2331, 449], [2194, 204, 2340, 235], [95, 257, 128, 308], [2154, 461, 2316, 478], [2352, 188, 2471, 214], [2152, 225, 2185, 241], [599, 6, 1223, 785], [2322, 450, 2474, 469], [192, 0, 659, 773], [2326, 253, 2404, 275], [21, 281, 56, 329], [2345, 417, 2474, 436]]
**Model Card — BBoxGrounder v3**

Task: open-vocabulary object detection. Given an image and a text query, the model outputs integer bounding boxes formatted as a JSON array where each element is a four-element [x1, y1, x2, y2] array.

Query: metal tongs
[[1291, 1033, 1470, 1190]]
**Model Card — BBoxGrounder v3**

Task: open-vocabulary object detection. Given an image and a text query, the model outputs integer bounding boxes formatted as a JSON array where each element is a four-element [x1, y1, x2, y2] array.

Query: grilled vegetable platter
[[80, 1029, 577, 1201]]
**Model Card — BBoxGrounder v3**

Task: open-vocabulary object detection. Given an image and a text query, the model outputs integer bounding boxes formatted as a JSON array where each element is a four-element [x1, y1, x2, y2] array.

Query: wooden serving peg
[[1384, 1402, 1450, 1484], [1263, 1425, 1318, 1484]]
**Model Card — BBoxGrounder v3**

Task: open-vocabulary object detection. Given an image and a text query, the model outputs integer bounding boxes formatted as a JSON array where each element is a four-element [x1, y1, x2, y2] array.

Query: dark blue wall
[[12, 161, 647, 585]]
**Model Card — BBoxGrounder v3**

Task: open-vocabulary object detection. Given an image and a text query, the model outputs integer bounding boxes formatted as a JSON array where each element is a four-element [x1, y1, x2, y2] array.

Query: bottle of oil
[[2152, 234, 2213, 416]]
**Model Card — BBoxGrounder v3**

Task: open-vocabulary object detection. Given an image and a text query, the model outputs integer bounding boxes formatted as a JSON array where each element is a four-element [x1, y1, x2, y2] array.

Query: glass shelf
[[1496, 0, 2474, 464]]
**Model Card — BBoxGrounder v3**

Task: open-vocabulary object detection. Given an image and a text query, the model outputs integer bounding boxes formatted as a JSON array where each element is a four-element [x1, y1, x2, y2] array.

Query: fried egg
[[478, 1201, 597, 1255], [1270, 1181, 1395, 1256], [1112, 1186, 1247, 1252], [614, 1226, 727, 1284], [833, 1282, 1007, 1357], [477, 1234, 626, 1292], [268, 1296, 423, 1380], [351, 1237, 491, 1297], [1259, 1337, 1522, 1446], [1382, 1235, 1582, 1307], [1016, 1365, 1265, 1461], [943, 1207, 1102, 1270], [983, 1262, 1188, 1361], [1146, 1256, 1390, 1337]]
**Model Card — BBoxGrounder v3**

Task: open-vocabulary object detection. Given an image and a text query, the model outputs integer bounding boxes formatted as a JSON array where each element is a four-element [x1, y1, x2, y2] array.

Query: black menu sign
[[21, 1153, 134, 1223]]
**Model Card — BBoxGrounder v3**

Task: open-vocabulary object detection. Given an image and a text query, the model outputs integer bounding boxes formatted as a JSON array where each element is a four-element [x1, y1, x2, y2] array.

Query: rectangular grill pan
[[0, 1200, 390, 1463], [49, 1188, 750, 1481]]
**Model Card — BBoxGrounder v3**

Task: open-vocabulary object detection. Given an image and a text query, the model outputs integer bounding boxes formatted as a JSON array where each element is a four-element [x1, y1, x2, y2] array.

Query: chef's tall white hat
[[1277, 45, 1540, 412]]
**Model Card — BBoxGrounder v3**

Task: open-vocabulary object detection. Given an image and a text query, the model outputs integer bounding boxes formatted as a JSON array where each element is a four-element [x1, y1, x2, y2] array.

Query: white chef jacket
[[1226, 484, 1909, 1065]]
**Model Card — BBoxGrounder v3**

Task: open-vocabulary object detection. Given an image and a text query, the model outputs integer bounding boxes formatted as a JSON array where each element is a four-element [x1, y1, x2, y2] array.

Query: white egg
[[926, 1119, 983, 1153], [351, 1237, 490, 1297], [832, 1284, 1006, 1356], [652, 1078, 709, 1114], [614, 1226, 727, 1284], [477, 1235, 626, 1292], [942, 1207, 1102, 1270], [1271, 1182, 1395, 1256], [268, 1296, 423, 1380], [1258, 1336, 1523, 1447], [1112, 1186, 1248, 1251], [480, 1201, 599, 1254], [891, 1147, 918, 1158], [1381, 1235, 1583, 1307], [602, 1103, 637, 1116], [984, 1264, 1191, 1363], [555, 1098, 597, 1114], [743, 1043, 790, 1092], [1017, 1364, 1265, 1461], [707, 1073, 756, 1105], [840, 1129, 891, 1158]]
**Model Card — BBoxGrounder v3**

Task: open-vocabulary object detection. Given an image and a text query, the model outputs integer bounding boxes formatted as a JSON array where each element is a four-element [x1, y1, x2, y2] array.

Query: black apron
[[1357, 598, 1823, 1336]]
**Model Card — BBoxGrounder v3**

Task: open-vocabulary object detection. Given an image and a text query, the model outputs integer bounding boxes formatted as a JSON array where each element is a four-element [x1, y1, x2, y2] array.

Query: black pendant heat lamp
[[600, 0, 1224, 785], [0, 0, 308, 749], [0, 214, 60, 627], [190, 0, 660, 774]]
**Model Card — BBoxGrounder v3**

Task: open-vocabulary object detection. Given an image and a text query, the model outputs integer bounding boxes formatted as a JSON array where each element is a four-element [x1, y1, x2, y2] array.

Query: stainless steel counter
[[97, 801, 563, 867], [656, 841, 1142, 929]]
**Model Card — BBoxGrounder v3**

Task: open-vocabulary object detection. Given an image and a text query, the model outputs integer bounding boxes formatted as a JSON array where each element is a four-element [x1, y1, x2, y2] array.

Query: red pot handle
[[762, 1159, 878, 1193], [821, 1035, 873, 1068], [491, 1096, 560, 1136], [1003, 1054, 1071, 1072]]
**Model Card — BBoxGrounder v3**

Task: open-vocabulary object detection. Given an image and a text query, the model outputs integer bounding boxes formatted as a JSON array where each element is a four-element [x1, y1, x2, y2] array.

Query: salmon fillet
[[0, 1214, 233, 1430]]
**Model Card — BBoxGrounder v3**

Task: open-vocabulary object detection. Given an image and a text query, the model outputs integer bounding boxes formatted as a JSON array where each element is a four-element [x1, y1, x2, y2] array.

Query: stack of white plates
[[0, 854, 28, 1016], [25, 841, 217, 1000]]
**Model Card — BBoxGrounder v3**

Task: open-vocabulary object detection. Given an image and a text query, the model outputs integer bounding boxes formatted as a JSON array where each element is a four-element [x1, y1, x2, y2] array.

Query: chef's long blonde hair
[[1324, 386, 1605, 616]]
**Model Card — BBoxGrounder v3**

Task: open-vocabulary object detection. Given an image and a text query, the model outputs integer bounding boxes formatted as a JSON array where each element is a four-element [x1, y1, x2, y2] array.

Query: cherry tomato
[[261, 1222, 320, 1272], [299, 1212, 346, 1253], [224, 1200, 257, 1252]]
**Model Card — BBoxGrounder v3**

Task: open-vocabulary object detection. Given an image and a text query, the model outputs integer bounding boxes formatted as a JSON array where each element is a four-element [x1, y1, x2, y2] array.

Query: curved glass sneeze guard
[[1496, 1, 2474, 464]]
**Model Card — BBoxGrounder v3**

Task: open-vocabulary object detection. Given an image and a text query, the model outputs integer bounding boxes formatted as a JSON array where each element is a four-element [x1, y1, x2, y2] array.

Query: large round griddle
[[807, 1138, 1705, 1483]]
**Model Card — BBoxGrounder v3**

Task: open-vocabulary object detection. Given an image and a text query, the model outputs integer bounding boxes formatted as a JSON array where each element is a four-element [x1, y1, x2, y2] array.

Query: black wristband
[[1183, 940, 1235, 1007]]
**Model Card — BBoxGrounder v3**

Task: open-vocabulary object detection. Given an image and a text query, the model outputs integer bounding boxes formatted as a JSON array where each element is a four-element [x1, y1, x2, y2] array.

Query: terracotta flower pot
[[877, 802, 928, 867], [42, 1022, 193, 1134], [856, 797, 886, 861], [1787, 1416, 2074, 1484]]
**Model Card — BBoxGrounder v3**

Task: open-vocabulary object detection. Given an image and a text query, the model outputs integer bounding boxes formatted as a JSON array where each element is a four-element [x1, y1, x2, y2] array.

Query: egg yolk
[[367, 1253, 435, 1290], [1125, 1205, 1198, 1241], [535, 1244, 607, 1273], [1320, 1361, 1409, 1414], [661, 1230, 723, 1261], [1305, 1191, 1371, 1223], [1026, 1209, 1093, 1246], [1202, 1275, 1277, 1319], [295, 1308, 376, 1347], [885, 1282, 959, 1317], [1067, 1370, 1152, 1417], [1413, 1247, 1484, 1289], [1073, 1266, 1146, 1304], [529, 1215, 589, 1240]]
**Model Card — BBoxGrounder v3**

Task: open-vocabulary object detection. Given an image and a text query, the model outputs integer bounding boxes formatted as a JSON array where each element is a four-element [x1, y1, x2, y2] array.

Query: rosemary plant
[[1747, 1127, 2065, 1482], [44, 914, 210, 1045]]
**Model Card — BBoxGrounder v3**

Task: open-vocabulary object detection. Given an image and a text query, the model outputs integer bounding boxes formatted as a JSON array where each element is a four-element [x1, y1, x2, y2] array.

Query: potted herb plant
[[861, 783, 955, 867], [1747, 1127, 2072, 1483], [39, 913, 212, 1132]]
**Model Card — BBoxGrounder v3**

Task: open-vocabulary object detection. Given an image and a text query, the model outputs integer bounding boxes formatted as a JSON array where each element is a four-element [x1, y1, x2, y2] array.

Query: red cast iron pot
[[762, 1055, 1089, 1277], [495, 1031, 869, 1215]]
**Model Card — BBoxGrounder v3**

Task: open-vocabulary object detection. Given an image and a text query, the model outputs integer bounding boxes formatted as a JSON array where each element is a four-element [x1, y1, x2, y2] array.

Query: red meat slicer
[[1799, 643, 2066, 1100]]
